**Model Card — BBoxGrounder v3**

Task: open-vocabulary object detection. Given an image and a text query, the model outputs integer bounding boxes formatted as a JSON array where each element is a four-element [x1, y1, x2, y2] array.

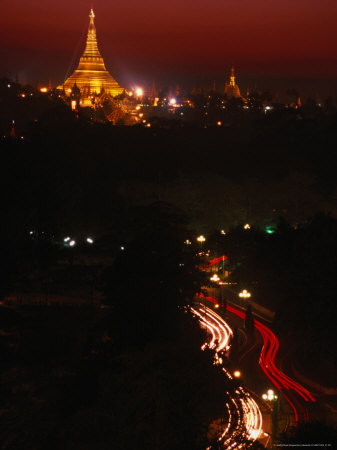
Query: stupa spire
[[230, 66, 236, 87], [81, 9, 101, 60], [58, 9, 123, 106]]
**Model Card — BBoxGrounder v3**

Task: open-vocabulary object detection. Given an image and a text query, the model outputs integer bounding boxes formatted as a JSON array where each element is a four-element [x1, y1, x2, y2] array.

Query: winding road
[[201, 294, 316, 427], [191, 303, 264, 448]]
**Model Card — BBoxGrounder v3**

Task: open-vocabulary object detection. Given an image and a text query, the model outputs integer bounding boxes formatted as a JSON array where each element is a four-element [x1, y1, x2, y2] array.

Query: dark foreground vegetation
[[207, 215, 337, 386], [1, 205, 264, 449], [1, 77, 337, 447]]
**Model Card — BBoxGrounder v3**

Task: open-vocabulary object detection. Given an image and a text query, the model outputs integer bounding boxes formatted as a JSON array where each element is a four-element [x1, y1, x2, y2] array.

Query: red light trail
[[199, 255, 228, 270], [200, 294, 316, 425]]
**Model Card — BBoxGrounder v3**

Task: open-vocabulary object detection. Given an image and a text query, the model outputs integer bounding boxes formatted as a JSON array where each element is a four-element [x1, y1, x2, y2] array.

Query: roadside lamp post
[[262, 389, 278, 402], [262, 389, 279, 440], [239, 289, 251, 299], [210, 274, 220, 282], [197, 235, 206, 250]]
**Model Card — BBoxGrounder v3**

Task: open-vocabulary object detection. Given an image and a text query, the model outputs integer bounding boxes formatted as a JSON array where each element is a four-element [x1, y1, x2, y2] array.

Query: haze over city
[[2, 0, 337, 97]]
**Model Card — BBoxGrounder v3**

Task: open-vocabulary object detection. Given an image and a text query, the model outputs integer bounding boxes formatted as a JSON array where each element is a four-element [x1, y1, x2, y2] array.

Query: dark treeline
[[206, 215, 337, 386], [2, 77, 337, 238], [0, 204, 261, 449]]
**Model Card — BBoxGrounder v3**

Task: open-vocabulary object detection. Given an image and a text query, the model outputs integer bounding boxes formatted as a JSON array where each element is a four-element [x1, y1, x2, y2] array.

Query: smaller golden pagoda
[[59, 9, 123, 106], [224, 66, 241, 98]]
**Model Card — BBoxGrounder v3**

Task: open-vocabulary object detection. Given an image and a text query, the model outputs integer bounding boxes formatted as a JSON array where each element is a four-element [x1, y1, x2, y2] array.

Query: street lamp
[[197, 235, 206, 250], [210, 274, 220, 282], [233, 370, 241, 378], [239, 289, 251, 299], [262, 389, 278, 401], [262, 388, 279, 439]]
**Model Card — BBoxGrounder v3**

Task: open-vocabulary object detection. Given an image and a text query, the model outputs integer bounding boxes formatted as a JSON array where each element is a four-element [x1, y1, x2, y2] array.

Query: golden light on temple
[[224, 66, 241, 98], [58, 9, 123, 106], [136, 87, 143, 97]]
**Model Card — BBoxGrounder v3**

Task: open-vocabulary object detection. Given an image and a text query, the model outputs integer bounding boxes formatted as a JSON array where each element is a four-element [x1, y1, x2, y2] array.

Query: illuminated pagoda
[[224, 66, 241, 98], [58, 9, 123, 106]]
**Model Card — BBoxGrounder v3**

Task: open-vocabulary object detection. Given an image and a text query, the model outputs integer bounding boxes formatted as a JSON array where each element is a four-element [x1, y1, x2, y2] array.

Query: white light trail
[[192, 303, 263, 448]]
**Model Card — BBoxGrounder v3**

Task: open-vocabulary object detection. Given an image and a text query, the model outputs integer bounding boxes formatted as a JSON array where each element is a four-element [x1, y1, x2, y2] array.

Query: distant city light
[[121, 246, 125, 250], [220, 229, 226, 235], [243, 223, 251, 230], [64, 237, 71, 242], [234, 370, 241, 378], [217, 121, 222, 126], [265, 225, 276, 234], [169, 98, 176, 105], [86, 237, 94, 244], [197, 235, 206, 243], [40, 87, 48, 93], [184, 239, 192, 245], [69, 240, 76, 247]]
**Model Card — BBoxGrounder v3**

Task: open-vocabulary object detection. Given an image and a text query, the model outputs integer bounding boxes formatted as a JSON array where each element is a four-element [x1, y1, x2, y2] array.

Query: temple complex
[[58, 9, 123, 106], [224, 66, 241, 98]]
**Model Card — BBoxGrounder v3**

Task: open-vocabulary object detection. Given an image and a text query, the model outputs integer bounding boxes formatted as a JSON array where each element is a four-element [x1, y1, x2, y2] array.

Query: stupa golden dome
[[58, 9, 123, 106]]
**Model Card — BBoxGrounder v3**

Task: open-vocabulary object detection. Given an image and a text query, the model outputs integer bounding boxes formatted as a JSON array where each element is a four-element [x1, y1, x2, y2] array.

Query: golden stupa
[[59, 9, 123, 106], [224, 66, 241, 99]]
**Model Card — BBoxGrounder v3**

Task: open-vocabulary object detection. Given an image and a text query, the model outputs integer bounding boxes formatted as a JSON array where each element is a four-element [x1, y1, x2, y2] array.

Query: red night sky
[[1, 0, 337, 95]]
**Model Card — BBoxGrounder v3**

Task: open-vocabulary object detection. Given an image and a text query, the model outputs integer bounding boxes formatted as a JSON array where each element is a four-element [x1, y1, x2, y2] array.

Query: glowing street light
[[233, 370, 241, 378], [243, 223, 251, 230], [210, 274, 220, 282], [262, 389, 278, 401], [239, 289, 251, 299], [86, 237, 94, 244], [169, 98, 176, 105], [197, 234, 206, 250]]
